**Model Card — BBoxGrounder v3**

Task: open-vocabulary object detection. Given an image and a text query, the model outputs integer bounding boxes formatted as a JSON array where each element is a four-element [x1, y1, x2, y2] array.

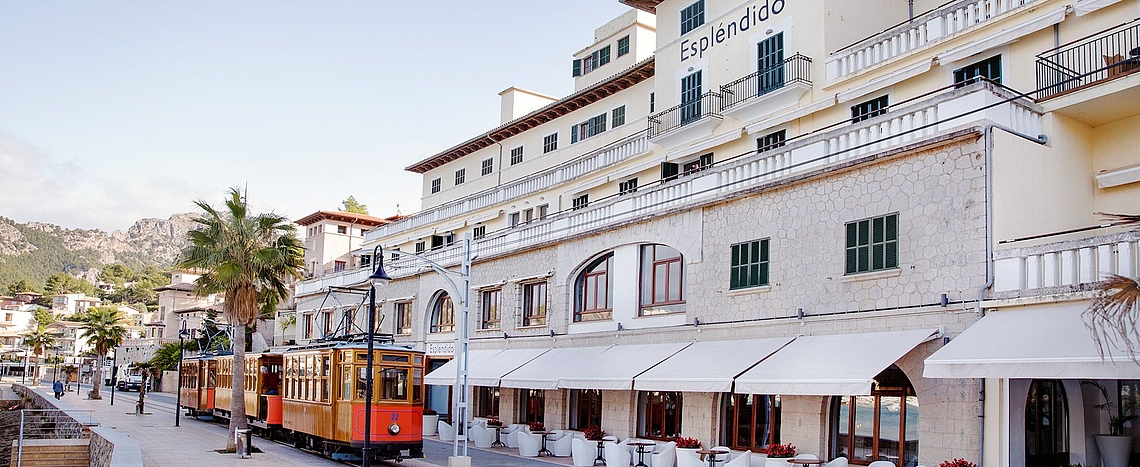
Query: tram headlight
[[388, 423, 401, 435]]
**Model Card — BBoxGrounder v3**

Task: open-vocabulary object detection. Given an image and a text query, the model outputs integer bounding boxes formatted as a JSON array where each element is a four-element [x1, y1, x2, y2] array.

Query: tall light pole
[[363, 245, 392, 467], [368, 234, 472, 463], [176, 320, 189, 427]]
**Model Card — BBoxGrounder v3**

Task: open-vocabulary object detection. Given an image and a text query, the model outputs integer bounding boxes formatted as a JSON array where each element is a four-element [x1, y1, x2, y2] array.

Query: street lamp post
[[361, 247, 392, 467], [176, 321, 189, 427], [368, 235, 472, 464]]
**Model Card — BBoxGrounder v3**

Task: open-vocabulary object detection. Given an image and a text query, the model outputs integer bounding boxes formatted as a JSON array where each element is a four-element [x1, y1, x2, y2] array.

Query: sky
[[0, 1, 633, 232]]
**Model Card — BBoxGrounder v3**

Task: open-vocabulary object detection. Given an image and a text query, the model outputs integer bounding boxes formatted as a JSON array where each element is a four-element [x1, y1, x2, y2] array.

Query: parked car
[[117, 374, 143, 392]]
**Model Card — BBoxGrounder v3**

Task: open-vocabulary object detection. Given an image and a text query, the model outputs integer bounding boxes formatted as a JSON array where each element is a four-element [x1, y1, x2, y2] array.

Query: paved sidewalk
[[10, 378, 572, 467]]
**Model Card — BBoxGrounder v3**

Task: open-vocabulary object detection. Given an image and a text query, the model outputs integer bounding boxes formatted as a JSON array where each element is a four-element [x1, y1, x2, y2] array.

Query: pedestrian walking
[[52, 380, 63, 400]]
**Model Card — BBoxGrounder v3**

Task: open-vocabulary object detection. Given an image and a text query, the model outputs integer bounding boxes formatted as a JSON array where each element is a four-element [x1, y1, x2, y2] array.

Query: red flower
[[765, 443, 796, 458], [674, 437, 701, 449], [939, 459, 978, 467], [583, 426, 607, 440]]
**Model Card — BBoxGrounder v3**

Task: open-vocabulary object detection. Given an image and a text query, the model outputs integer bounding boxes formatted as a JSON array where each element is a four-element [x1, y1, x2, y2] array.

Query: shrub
[[766, 443, 796, 458], [583, 426, 606, 440], [674, 437, 701, 449], [939, 459, 978, 467]]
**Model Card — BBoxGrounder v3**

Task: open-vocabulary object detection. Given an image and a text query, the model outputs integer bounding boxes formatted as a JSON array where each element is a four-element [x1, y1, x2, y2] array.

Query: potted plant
[[487, 417, 504, 428], [1083, 380, 1139, 467], [422, 408, 439, 436], [584, 425, 607, 441], [675, 436, 702, 457], [939, 459, 978, 467], [528, 421, 546, 432], [766, 443, 796, 466]]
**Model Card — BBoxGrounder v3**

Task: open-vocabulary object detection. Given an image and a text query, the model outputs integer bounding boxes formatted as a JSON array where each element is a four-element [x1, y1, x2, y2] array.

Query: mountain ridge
[[0, 214, 197, 290]]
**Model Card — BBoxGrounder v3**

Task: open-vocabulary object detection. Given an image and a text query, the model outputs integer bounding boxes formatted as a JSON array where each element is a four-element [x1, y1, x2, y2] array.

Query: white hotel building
[[293, 1, 1140, 465]]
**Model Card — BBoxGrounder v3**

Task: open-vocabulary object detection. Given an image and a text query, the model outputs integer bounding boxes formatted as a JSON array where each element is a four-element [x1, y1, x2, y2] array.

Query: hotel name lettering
[[681, 0, 786, 62]]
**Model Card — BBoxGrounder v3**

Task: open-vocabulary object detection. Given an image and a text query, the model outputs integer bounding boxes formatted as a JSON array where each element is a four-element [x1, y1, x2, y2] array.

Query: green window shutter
[[600, 46, 611, 66], [573, 59, 581, 77]]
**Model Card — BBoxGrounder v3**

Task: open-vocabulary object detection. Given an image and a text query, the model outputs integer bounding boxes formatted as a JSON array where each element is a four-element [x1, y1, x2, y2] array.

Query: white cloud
[[0, 132, 196, 231]]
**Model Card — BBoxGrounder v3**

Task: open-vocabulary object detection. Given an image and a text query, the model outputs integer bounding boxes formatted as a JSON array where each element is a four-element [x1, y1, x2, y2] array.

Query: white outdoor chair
[[868, 462, 896, 467], [518, 433, 542, 457], [605, 441, 633, 466], [437, 421, 456, 442], [710, 446, 732, 463], [822, 458, 848, 467], [549, 430, 574, 457], [503, 424, 529, 448], [467, 424, 494, 448], [677, 449, 705, 467], [650, 442, 676, 467], [725, 450, 752, 467], [572, 437, 597, 467]]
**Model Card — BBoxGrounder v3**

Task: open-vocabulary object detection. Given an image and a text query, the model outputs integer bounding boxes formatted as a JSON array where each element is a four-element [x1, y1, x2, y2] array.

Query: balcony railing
[[648, 91, 723, 139], [277, 82, 1042, 295], [827, 0, 1037, 82], [721, 54, 813, 111], [1035, 19, 1140, 100], [994, 230, 1140, 295], [361, 131, 649, 244]]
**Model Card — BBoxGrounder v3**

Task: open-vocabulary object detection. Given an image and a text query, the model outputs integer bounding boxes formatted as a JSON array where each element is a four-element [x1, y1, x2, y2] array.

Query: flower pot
[[1095, 434, 1133, 467], [423, 414, 439, 436], [766, 457, 792, 467]]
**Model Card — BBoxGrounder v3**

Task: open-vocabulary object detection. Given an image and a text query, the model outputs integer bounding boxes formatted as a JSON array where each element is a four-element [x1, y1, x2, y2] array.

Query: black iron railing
[[1036, 19, 1140, 100], [648, 91, 723, 139], [720, 54, 813, 110]]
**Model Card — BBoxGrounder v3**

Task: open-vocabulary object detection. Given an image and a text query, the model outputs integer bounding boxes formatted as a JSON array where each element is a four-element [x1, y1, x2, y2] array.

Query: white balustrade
[[994, 232, 1140, 293], [827, 0, 1035, 82], [364, 132, 648, 243]]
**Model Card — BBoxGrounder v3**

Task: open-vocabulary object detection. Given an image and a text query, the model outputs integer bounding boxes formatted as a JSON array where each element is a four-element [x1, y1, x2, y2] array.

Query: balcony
[[720, 54, 813, 123], [360, 131, 650, 245], [994, 230, 1140, 297], [1035, 18, 1140, 126], [827, 0, 1038, 83], [647, 91, 723, 149], [327, 81, 1039, 287]]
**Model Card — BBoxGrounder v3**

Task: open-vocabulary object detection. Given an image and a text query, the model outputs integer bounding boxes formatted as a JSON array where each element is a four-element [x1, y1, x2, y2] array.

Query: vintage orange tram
[[179, 336, 425, 462]]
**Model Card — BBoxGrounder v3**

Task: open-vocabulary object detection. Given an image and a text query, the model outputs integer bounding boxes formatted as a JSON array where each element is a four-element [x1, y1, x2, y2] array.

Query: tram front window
[[381, 367, 409, 401]]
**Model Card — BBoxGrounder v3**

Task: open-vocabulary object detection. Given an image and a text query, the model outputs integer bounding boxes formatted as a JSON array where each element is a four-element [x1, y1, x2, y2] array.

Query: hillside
[[0, 214, 196, 290]]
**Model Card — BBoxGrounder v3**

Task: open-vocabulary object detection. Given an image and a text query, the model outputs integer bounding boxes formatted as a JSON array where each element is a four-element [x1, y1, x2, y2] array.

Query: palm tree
[[22, 324, 56, 382], [80, 306, 129, 399], [178, 188, 304, 450], [1084, 213, 1140, 361]]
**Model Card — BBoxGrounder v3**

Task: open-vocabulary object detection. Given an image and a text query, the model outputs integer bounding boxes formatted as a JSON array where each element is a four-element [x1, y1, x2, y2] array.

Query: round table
[[593, 439, 607, 465], [695, 449, 730, 467], [532, 431, 553, 456], [628, 441, 656, 467], [488, 425, 505, 448]]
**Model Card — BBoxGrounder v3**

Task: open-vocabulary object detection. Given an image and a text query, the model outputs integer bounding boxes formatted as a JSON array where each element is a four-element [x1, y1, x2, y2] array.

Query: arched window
[[640, 244, 684, 316], [575, 253, 614, 322], [430, 292, 454, 333], [830, 366, 919, 466], [1026, 380, 1069, 467]]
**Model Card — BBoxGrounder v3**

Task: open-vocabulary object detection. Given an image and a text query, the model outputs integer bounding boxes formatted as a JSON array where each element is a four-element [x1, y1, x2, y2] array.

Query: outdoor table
[[789, 459, 825, 467], [696, 449, 730, 467], [593, 439, 606, 465], [629, 441, 656, 467], [489, 425, 505, 448], [533, 430, 553, 456]]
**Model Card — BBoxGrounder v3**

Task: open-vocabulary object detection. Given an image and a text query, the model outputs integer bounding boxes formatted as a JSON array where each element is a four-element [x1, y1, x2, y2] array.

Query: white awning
[[1074, 0, 1123, 15], [424, 348, 550, 386], [634, 337, 794, 393], [734, 329, 940, 395], [937, 7, 1068, 64], [499, 346, 612, 390], [558, 342, 692, 390], [924, 303, 1140, 379]]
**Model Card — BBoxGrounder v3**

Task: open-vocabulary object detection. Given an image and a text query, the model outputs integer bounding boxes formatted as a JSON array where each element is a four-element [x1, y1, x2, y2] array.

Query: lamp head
[[369, 244, 392, 286]]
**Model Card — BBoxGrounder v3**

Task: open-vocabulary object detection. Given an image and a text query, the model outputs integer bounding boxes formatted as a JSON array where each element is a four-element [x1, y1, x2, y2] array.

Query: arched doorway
[[1026, 379, 1069, 467]]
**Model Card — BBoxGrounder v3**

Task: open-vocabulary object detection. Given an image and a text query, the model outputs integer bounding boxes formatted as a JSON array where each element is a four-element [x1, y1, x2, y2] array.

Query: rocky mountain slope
[[0, 214, 196, 289]]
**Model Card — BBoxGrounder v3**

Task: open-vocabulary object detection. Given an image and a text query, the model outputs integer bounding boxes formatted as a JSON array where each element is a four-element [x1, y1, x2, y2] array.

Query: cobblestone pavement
[[10, 378, 571, 467]]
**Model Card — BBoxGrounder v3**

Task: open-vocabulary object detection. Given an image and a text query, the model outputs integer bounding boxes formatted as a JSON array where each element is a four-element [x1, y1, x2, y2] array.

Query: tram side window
[[381, 367, 409, 401], [342, 365, 353, 400], [321, 356, 331, 402], [413, 368, 422, 402]]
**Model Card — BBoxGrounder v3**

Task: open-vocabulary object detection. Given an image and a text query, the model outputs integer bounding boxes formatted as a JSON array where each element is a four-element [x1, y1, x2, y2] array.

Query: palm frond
[[1084, 274, 1140, 362], [1097, 212, 1140, 229]]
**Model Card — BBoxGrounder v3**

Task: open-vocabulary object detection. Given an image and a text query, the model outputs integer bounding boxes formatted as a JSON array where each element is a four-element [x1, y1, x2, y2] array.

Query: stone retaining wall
[[11, 384, 142, 467]]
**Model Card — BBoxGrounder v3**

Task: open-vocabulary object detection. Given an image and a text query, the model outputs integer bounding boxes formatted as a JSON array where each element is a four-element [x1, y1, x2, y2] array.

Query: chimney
[[499, 87, 558, 125]]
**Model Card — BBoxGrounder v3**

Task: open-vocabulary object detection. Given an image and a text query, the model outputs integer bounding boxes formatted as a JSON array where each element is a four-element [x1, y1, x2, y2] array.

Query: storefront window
[[723, 394, 780, 451], [639, 391, 683, 439], [519, 389, 545, 424], [830, 366, 918, 466], [570, 389, 603, 430]]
